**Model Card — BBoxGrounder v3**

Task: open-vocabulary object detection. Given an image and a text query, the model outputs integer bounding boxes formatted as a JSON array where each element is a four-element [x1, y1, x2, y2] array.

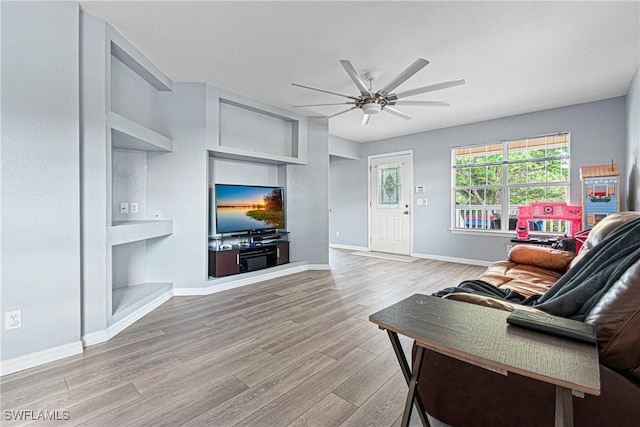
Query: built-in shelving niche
[[111, 241, 172, 322], [211, 98, 307, 166], [107, 33, 174, 323]]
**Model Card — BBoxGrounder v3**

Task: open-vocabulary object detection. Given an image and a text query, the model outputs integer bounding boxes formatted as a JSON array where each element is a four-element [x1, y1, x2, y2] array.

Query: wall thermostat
[[415, 186, 425, 193]]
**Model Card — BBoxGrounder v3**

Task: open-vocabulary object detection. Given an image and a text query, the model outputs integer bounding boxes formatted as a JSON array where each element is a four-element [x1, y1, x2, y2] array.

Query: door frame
[[367, 150, 414, 254]]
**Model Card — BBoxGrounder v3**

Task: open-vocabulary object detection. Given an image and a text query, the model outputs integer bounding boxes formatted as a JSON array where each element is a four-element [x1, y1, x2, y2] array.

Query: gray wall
[[147, 83, 209, 288], [329, 156, 368, 247], [1, 2, 81, 359], [329, 135, 365, 248], [287, 118, 330, 265], [626, 66, 640, 211], [330, 98, 627, 262]]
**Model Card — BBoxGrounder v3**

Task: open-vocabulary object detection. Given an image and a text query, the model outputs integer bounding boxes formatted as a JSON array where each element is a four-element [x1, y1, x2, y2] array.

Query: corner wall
[[287, 118, 330, 265], [1, 2, 82, 362]]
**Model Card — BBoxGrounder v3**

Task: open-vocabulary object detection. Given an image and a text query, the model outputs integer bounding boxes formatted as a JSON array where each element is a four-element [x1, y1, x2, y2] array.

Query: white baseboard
[[0, 341, 83, 376], [308, 263, 331, 270], [174, 263, 310, 296], [330, 243, 369, 251], [82, 289, 173, 347], [411, 252, 492, 267]]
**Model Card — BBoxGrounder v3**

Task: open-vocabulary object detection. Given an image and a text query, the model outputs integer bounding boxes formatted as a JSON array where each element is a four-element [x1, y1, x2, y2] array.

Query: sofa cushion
[[508, 244, 574, 271], [479, 259, 564, 297]]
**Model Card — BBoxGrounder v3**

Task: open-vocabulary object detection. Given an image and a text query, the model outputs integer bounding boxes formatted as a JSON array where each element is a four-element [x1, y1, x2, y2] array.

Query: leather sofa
[[415, 211, 640, 426]]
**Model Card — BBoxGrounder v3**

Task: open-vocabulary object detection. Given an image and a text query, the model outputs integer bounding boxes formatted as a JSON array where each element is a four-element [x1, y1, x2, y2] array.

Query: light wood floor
[[1, 249, 485, 427]]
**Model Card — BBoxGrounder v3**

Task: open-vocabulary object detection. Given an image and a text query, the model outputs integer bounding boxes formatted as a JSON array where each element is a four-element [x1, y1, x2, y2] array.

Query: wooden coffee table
[[369, 294, 600, 427]]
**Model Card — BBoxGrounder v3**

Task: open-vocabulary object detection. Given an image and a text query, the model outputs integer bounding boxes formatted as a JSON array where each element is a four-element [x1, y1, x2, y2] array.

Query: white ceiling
[[80, 1, 640, 143]]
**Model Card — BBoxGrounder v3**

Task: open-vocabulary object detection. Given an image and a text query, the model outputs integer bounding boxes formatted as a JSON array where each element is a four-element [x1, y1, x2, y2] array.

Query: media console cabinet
[[208, 231, 289, 277]]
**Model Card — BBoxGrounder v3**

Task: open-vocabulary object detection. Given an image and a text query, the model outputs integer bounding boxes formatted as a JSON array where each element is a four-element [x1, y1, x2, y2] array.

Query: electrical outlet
[[5, 310, 22, 330], [130, 202, 139, 214], [417, 199, 424, 205], [120, 202, 129, 214]]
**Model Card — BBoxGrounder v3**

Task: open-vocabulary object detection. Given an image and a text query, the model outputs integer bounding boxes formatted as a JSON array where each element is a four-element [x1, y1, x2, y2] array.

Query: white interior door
[[369, 153, 412, 255]]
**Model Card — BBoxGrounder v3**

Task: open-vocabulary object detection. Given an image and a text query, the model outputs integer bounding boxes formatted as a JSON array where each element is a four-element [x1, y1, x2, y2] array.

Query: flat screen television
[[214, 184, 285, 234]]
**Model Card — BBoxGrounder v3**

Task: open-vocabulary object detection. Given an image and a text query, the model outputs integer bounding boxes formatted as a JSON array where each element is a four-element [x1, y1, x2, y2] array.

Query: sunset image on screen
[[215, 185, 284, 233]]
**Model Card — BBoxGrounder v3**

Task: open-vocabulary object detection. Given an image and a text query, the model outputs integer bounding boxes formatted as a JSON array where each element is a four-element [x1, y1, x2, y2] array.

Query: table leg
[[554, 386, 573, 427], [386, 330, 430, 427]]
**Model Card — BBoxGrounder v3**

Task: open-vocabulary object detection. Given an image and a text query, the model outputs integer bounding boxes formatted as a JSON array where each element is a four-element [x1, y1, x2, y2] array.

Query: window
[[378, 163, 402, 208], [452, 133, 570, 232]]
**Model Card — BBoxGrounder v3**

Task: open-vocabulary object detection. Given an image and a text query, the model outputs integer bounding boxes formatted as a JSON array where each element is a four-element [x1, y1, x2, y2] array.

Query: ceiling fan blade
[[291, 83, 358, 100], [383, 106, 412, 121], [390, 100, 451, 107], [339, 60, 370, 96], [326, 106, 359, 119], [377, 58, 429, 96], [293, 102, 356, 107], [362, 114, 371, 126], [393, 79, 466, 99]]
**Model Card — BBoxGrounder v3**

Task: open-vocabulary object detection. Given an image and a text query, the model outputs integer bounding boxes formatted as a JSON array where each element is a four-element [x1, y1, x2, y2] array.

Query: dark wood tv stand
[[208, 231, 289, 277]]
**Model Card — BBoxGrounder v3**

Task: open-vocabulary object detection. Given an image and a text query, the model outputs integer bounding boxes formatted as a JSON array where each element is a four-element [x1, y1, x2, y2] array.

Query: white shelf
[[108, 112, 172, 152], [210, 146, 306, 165], [111, 282, 173, 323], [109, 220, 173, 246]]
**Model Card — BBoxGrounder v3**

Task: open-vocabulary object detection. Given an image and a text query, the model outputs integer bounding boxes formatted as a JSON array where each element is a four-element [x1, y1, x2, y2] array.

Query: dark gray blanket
[[434, 217, 640, 321]]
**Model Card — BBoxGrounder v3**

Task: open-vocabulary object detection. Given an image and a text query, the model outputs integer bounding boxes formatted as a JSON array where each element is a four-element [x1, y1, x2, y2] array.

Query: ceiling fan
[[292, 58, 465, 125]]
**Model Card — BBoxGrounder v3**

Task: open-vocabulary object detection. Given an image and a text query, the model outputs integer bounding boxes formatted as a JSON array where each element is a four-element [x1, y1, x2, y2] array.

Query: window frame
[[450, 132, 571, 234]]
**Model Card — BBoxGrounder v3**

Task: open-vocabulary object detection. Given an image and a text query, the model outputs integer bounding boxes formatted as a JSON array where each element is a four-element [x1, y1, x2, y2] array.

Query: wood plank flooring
[[1, 249, 485, 426]]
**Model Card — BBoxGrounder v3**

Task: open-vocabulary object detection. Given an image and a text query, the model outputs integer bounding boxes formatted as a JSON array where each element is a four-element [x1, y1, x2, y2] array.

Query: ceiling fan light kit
[[292, 58, 465, 125], [362, 102, 382, 115]]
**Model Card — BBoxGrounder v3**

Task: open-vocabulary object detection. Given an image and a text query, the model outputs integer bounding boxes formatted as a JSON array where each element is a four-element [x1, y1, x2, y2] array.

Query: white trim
[[174, 263, 310, 296], [82, 289, 173, 347], [330, 243, 369, 251], [81, 329, 109, 347], [411, 252, 493, 267], [307, 264, 331, 270], [368, 149, 414, 160], [0, 341, 84, 376]]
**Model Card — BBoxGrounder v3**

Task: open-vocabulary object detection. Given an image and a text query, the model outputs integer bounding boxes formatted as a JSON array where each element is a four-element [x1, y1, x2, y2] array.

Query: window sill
[[449, 228, 563, 239], [449, 229, 515, 238]]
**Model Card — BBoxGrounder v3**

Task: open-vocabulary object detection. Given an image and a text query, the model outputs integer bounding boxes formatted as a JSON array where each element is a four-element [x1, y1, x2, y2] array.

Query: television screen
[[215, 184, 285, 234]]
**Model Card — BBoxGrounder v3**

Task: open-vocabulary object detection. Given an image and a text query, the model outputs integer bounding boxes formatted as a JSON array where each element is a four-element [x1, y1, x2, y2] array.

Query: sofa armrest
[[508, 244, 575, 271], [442, 293, 547, 314]]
